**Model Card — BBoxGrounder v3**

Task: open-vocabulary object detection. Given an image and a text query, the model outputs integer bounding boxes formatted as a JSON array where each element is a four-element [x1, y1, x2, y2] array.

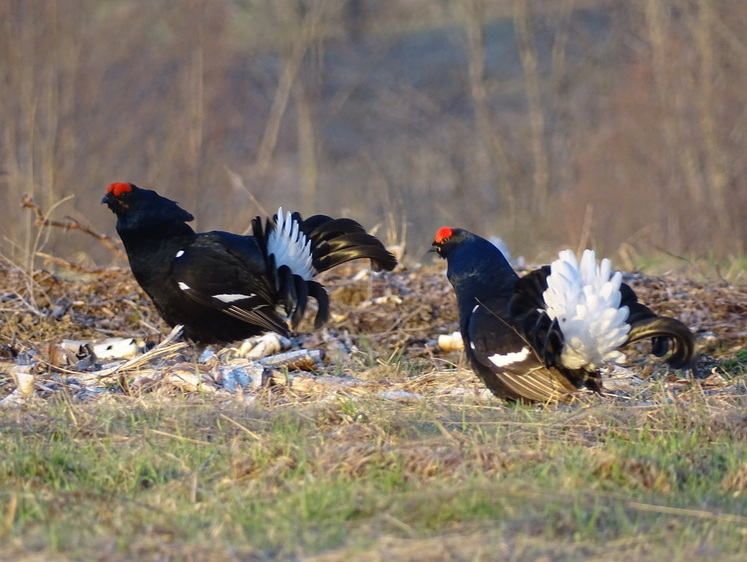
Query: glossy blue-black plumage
[[104, 183, 396, 343], [433, 227, 697, 402]]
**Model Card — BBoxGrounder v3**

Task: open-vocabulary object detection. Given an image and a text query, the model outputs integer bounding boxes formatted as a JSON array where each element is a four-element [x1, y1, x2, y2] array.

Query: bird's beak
[[426, 243, 443, 260], [102, 191, 127, 214]]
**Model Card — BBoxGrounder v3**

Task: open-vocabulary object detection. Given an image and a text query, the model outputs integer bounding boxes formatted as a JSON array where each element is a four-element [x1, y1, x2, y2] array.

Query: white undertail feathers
[[267, 208, 316, 280], [543, 249, 630, 370]]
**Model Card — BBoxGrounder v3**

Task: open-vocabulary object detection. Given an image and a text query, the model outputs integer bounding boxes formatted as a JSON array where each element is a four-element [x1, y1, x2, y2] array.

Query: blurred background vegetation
[[1, 0, 745, 269]]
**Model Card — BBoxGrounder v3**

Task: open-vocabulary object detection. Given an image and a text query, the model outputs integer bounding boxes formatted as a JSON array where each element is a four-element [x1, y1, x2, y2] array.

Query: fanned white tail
[[267, 207, 316, 280], [543, 250, 630, 370]]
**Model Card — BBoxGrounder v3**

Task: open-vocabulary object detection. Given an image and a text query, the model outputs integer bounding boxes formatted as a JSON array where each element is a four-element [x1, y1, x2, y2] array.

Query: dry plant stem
[[461, 0, 493, 200], [21, 194, 126, 260], [35, 252, 109, 273], [628, 501, 747, 525], [219, 414, 263, 441], [254, 3, 327, 178], [690, 2, 731, 235], [0, 255, 47, 317], [514, 0, 550, 217], [459, 0, 515, 229], [225, 168, 270, 232], [643, 0, 709, 245]]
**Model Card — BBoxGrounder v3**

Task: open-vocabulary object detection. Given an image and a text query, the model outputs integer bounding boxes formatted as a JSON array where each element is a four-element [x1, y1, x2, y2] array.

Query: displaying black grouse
[[103, 182, 397, 343], [432, 227, 697, 402]]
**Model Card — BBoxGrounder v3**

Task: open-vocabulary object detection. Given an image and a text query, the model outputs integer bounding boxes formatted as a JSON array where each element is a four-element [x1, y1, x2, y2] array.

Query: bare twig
[[21, 194, 126, 260], [34, 252, 109, 273], [576, 204, 594, 256], [224, 167, 270, 235]]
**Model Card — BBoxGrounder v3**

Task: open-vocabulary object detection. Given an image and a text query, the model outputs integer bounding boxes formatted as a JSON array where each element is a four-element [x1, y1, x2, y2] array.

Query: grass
[[1, 386, 746, 560], [623, 252, 747, 285], [1, 261, 746, 559], [720, 350, 747, 377]]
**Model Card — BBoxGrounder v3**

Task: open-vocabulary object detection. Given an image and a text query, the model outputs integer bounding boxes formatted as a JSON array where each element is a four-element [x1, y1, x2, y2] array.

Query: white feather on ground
[[543, 249, 630, 370], [267, 207, 316, 280]]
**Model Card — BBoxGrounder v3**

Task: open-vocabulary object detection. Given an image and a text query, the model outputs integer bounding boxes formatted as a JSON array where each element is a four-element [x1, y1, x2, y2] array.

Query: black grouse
[[103, 182, 397, 343], [432, 227, 697, 402]]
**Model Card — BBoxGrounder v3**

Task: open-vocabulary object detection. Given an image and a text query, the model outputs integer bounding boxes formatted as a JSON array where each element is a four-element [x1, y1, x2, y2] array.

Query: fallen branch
[[21, 194, 126, 260], [35, 252, 110, 274]]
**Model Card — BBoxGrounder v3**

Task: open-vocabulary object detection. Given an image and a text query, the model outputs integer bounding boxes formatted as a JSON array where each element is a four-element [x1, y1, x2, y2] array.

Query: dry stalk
[[21, 194, 126, 260], [34, 252, 109, 273], [514, 0, 550, 216], [148, 428, 213, 446], [254, 2, 329, 179], [628, 501, 747, 525], [219, 413, 264, 441]]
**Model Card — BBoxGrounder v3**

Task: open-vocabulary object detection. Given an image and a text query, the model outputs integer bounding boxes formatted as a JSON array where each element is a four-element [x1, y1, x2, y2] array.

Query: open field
[[1, 259, 746, 560], [2, 1, 747, 559]]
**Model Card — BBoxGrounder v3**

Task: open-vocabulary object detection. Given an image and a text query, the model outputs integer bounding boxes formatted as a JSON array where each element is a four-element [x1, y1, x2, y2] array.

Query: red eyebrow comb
[[106, 182, 132, 197], [434, 226, 454, 243]]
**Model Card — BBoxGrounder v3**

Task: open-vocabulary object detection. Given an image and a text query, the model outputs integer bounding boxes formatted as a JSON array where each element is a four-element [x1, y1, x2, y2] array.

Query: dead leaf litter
[[1, 259, 745, 408]]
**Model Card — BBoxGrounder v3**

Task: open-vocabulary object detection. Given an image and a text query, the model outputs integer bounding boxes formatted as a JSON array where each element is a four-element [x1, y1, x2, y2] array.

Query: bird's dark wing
[[170, 233, 289, 335], [465, 300, 581, 402], [508, 266, 566, 364], [510, 265, 551, 311]]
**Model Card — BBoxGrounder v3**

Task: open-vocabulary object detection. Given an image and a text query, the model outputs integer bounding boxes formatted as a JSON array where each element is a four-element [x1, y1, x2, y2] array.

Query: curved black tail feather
[[626, 316, 697, 369], [300, 215, 397, 273], [252, 211, 396, 330]]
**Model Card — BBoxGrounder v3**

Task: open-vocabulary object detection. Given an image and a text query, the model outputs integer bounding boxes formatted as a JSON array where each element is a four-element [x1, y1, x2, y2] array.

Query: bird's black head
[[102, 182, 194, 233], [431, 226, 472, 259], [432, 225, 518, 305]]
